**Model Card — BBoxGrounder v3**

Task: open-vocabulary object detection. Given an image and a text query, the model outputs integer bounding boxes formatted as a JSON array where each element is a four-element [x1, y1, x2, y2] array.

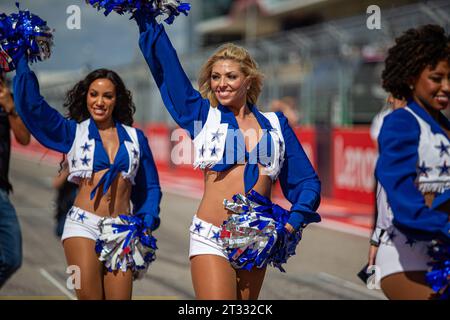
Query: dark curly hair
[[63, 69, 135, 125], [58, 69, 136, 173], [382, 24, 450, 100]]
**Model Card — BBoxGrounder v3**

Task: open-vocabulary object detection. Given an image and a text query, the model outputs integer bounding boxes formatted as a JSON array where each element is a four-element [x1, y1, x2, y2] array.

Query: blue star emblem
[[279, 139, 284, 148], [437, 161, 450, 176], [417, 161, 432, 177], [77, 212, 87, 223], [132, 162, 138, 170], [132, 148, 139, 159], [405, 237, 416, 247], [194, 222, 204, 233], [435, 141, 450, 157], [212, 231, 221, 242], [68, 207, 75, 217], [199, 145, 205, 158], [210, 146, 219, 157], [81, 155, 91, 166], [387, 230, 397, 241], [81, 142, 92, 153], [211, 129, 224, 142], [71, 158, 77, 168]]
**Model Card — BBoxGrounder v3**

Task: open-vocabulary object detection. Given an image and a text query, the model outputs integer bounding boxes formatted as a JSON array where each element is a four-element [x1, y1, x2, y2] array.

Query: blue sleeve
[[277, 112, 321, 228], [376, 109, 450, 241], [13, 55, 76, 153], [131, 130, 162, 231], [137, 18, 209, 138]]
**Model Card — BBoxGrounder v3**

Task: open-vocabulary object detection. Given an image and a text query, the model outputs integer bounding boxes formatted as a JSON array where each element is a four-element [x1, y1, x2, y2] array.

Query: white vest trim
[[192, 106, 285, 181], [67, 119, 140, 185], [193, 106, 228, 170], [260, 111, 285, 181], [121, 125, 141, 185], [405, 107, 450, 194]]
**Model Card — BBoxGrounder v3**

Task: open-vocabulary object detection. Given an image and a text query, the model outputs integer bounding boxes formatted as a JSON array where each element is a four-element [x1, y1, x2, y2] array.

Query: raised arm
[[376, 109, 450, 242], [136, 13, 209, 138], [131, 130, 162, 231], [13, 54, 76, 153], [277, 112, 321, 231]]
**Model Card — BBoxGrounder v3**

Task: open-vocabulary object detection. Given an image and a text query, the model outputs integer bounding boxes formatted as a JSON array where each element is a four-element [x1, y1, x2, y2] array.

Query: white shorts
[[61, 206, 102, 243], [189, 215, 228, 260], [375, 226, 431, 279]]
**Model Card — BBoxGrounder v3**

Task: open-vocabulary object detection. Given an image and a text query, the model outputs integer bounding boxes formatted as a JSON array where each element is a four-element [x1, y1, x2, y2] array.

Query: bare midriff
[[73, 168, 132, 217], [196, 164, 273, 227]]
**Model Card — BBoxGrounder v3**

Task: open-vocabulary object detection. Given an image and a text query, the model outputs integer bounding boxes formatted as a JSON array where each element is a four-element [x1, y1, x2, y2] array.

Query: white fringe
[[68, 171, 92, 184], [68, 170, 136, 185], [417, 181, 450, 194], [194, 160, 216, 170]]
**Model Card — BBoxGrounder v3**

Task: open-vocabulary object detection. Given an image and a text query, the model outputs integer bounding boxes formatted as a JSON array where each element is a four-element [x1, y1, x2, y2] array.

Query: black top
[[0, 107, 12, 193]]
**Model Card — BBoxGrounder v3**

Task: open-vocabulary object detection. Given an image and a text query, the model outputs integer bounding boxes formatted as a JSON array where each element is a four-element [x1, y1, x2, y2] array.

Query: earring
[[409, 84, 414, 90]]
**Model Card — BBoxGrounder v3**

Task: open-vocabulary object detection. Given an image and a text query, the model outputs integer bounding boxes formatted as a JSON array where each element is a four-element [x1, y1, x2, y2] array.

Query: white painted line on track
[[39, 268, 77, 300]]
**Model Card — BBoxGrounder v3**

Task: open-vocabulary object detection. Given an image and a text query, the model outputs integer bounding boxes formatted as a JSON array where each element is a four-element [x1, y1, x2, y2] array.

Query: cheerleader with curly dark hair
[[12, 55, 162, 300], [374, 24, 450, 299]]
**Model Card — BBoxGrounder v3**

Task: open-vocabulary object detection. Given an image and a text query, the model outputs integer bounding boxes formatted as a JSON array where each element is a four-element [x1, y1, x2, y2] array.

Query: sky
[[0, 0, 168, 72]]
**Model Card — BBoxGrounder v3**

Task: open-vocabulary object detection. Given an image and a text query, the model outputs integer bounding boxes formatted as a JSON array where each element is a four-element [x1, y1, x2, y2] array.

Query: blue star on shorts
[[194, 222, 204, 233], [77, 212, 87, 223], [212, 230, 221, 242]]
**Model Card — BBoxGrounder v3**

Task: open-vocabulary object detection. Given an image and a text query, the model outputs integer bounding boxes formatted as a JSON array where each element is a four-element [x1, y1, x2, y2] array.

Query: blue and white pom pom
[[86, 0, 191, 24], [0, 3, 53, 72], [221, 190, 303, 272], [95, 214, 157, 280], [426, 240, 450, 299]]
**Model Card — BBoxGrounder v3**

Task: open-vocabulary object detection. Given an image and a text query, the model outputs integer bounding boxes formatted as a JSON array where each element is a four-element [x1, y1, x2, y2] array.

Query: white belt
[[190, 215, 224, 245]]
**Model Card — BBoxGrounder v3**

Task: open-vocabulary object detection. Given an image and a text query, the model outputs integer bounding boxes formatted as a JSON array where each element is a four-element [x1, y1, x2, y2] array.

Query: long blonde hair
[[198, 43, 264, 107]]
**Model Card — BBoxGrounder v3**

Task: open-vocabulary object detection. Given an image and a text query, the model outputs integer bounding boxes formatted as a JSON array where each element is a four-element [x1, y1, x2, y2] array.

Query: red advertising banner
[[294, 126, 317, 170], [272, 126, 317, 198], [169, 126, 200, 177], [144, 123, 171, 168], [332, 127, 377, 205]]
